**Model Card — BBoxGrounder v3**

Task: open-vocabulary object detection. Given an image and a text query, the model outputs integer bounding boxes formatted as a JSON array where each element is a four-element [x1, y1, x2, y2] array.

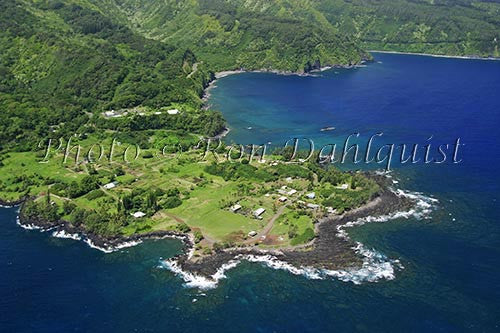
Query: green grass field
[[0, 131, 379, 253]]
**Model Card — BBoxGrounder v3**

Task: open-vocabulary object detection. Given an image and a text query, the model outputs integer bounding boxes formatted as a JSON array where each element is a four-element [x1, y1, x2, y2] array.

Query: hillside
[[315, 0, 500, 57], [87, 0, 368, 71], [0, 0, 220, 150], [90, 0, 499, 61], [1, 0, 499, 151], [0, 0, 368, 150]]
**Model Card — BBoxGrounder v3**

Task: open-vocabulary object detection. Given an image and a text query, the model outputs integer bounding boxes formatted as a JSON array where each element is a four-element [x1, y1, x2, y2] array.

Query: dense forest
[[92, 0, 499, 61], [0, 0, 498, 152], [315, 0, 500, 57], [87, 0, 369, 71], [0, 1, 222, 151]]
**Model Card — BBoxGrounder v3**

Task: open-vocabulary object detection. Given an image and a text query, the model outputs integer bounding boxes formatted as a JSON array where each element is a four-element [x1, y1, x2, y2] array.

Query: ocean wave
[[323, 243, 402, 284], [16, 215, 44, 230], [15, 214, 187, 253], [84, 239, 143, 253], [159, 258, 242, 290], [161, 249, 400, 290], [52, 230, 82, 240]]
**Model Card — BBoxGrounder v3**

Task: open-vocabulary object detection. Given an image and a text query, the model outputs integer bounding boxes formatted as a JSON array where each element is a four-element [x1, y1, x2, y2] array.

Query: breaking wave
[[84, 239, 143, 253], [52, 230, 82, 241]]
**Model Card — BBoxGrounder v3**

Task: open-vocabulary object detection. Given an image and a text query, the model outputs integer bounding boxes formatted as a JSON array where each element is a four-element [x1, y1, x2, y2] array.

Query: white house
[[230, 204, 242, 213], [248, 231, 258, 237], [336, 184, 349, 190], [278, 196, 287, 202], [254, 207, 266, 217], [326, 207, 336, 214], [103, 181, 118, 190], [287, 189, 297, 196], [167, 109, 180, 115], [132, 211, 146, 218], [306, 203, 320, 209], [306, 192, 316, 199]]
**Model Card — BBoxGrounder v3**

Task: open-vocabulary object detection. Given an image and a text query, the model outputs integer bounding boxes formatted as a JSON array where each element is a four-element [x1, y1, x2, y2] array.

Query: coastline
[[202, 62, 363, 108], [10, 173, 437, 288], [160, 175, 439, 290], [167, 176, 415, 278], [369, 50, 500, 61]]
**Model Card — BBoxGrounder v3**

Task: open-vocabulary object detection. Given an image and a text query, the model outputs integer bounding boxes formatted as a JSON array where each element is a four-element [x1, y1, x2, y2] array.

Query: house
[[326, 207, 336, 214], [254, 207, 266, 218], [230, 204, 242, 213], [285, 177, 293, 183], [103, 181, 118, 190], [132, 211, 146, 218], [306, 203, 320, 209], [167, 109, 180, 115], [336, 184, 349, 190], [306, 192, 316, 199], [104, 110, 123, 118], [278, 196, 287, 202], [154, 111, 162, 115], [287, 189, 297, 196], [248, 231, 258, 237]]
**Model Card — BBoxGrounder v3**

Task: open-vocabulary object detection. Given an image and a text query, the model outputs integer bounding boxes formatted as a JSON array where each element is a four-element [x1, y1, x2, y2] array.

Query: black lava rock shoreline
[[170, 175, 414, 278], [12, 174, 414, 278]]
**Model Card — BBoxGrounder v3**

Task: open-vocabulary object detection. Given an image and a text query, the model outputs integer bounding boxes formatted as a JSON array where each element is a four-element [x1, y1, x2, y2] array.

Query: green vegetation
[[1, 0, 498, 151], [315, 0, 500, 58], [0, 131, 380, 251], [1, 0, 497, 254], [0, 0, 217, 151]]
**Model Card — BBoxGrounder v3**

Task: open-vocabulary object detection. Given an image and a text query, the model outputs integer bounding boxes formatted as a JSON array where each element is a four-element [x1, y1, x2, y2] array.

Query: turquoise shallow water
[[1, 53, 500, 332]]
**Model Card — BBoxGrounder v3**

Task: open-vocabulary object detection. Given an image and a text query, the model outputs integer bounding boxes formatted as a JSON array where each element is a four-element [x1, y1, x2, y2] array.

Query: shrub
[[290, 228, 315, 246], [162, 196, 182, 209], [86, 189, 105, 201]]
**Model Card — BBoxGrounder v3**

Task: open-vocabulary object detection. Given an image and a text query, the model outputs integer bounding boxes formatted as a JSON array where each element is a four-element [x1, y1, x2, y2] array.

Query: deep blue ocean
[[2, 53, 500, 332]]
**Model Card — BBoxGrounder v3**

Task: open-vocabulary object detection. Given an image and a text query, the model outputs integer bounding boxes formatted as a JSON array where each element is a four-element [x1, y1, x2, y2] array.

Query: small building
[[278, 196, 287, 202], [306, 192, 316, 199], [285, 177, 293, 183], [336, 184, 349, 190], [230, 204, 242, 213], [154, 111, 162, 115], [287, 189, 297, 196], [132, 211, 146, 218], [254, 207, 266, 217], [326, 207, 336, 214], [103, 181, 118, 190], [167, 109, 180, 115], [306, 203, 320, 209], [248, 231, 258, 237]]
